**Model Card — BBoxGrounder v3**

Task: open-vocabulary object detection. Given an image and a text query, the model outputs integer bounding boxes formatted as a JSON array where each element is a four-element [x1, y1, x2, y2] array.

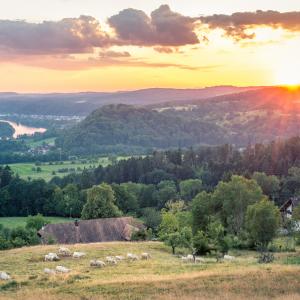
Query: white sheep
[[90, 260, 106, 268], [127, 253, 139, 261], [73, 252, 86, 259], [186, 254, 194, 262], [141, 253, 151, 260], [0, 272, 11, 280], [56, 266, 70, 273], [44, 268, 56, 275], [181, 256, 188, 262], [58, 247, 72, 257], [195, 257, 205, 263], [44, 253, 60, 262], [115, 256, 125, 261], [224, 255, 235, 261], [106, 256, 117, 265]]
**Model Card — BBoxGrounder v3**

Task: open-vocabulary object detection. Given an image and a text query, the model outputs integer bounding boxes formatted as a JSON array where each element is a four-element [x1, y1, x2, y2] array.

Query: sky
[[0, 0, 299, 92]]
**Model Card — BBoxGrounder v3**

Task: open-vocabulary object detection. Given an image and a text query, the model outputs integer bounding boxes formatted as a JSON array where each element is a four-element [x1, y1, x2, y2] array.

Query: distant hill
[[56, 86, 300, 154], [154, 86, 300, 145], [0, 86, 257, 116], [57, 104, 227, 155]]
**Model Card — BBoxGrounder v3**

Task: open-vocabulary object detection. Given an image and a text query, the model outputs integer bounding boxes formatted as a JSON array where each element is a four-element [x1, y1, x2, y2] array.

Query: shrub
[[26, 214, 49, 231]]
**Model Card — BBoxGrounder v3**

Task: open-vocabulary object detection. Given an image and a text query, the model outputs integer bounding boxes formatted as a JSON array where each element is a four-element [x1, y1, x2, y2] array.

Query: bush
[[258, 252, 274, 264], [26, 214, 49, 231], [131, 229, 148, 241]]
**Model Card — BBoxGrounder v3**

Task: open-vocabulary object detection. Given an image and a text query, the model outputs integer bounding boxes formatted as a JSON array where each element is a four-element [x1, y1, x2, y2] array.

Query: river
[[0, 120, 46, 138]]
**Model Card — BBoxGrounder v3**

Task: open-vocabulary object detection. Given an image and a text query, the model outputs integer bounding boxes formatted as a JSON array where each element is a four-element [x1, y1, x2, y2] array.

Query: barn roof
[[280, 197, 300, 212], [38, 217, 144, 244]]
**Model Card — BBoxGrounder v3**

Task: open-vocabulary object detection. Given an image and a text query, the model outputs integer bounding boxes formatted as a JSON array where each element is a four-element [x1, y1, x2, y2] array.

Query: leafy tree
[[154, 180, 178, 209], [246, 198, 281, 250], [191, 191, 213, 232], [111, 183, 139, 214], [179, 179, 203, 201], [207, 220, 229, 258], [81, 183, 122, 219], [252, 172, 280, 201], [158, 212, 179, 240], [141, 207, 162, 232], [193, 230, 210, 255], [213, 175, 264, 235]]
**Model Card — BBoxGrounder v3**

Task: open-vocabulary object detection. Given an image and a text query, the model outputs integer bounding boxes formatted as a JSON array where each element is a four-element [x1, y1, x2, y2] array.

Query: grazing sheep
[[56, 266, 70, 273], [195, 257, 205, 263], [181, 256, 188, 262], [90, 260, 106, 268], [115, 256, 125, 261], [44, 268, 56, 275], [224, 255, 235, 261], [44, 253, 60, 262], [73, 252, 86, 259], [141, 253, 151, 260], [106, 256, 117, 265], [58, 247, 72, 257], [127, 253, 139, 261], [0, 272, 11, 280], [187, 254, 194, 262]]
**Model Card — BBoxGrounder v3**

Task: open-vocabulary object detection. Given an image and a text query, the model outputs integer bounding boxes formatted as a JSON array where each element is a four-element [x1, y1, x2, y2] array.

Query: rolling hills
[[56, 86, 300, 154], [0, 86, 257, 116]]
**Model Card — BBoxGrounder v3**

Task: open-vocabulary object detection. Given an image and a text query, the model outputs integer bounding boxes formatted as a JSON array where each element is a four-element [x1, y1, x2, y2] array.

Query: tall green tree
[[246, 198, 280, 250], [179, 179, 203, 201], [213, 175, 263, 235], [81, 183, 122, 219]]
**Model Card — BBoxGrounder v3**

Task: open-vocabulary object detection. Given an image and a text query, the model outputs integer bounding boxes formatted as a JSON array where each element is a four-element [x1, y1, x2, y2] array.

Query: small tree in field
[[246, 198, 280, 252]]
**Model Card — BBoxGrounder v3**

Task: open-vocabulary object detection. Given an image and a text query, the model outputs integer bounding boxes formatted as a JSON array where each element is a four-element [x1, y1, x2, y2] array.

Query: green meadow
[[8, 157, 111, 181], [0, 217, 74, 229]]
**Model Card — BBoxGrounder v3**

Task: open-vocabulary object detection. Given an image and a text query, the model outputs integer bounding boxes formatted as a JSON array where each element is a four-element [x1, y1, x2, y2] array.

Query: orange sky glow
[[0, 1, 299, 92]]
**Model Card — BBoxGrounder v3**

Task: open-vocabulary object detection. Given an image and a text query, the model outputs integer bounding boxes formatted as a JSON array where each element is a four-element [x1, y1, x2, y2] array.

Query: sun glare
[[275, 63, 300, 87]]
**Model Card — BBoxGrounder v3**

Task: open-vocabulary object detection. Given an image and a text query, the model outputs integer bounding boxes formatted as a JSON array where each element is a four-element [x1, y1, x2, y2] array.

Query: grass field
[[0, 217, 74, 229], [25, 137, 56, 148], [0, 242, 299, 300], [8, 157, 112, 181]]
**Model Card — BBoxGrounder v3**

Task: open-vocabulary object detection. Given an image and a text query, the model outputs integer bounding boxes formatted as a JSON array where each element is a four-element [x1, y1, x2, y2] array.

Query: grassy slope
[[8, 157, 110, 181], [0, 242, 299, 300], [0, 217, 74, 229], [25, 138, 56, 147]]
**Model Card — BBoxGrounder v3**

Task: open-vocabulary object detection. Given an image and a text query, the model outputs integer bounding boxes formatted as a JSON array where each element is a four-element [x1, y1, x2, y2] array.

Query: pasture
[[0, 242, 299, 300], [8, 157, 114, 181], [0, 217, 74, 229]]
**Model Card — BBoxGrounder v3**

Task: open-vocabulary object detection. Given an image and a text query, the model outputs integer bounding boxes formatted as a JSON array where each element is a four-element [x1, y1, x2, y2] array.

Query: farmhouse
[[38, 217, 144, 244], [280, 197, 300, 219]]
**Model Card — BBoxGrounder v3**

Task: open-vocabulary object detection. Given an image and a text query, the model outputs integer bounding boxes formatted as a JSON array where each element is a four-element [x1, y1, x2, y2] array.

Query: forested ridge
[[57, 104, 226, 155]]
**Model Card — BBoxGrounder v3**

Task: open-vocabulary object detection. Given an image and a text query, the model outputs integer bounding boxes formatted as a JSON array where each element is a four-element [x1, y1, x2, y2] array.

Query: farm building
[[280, 197, 300, 219], [38, 217, 144, 244]]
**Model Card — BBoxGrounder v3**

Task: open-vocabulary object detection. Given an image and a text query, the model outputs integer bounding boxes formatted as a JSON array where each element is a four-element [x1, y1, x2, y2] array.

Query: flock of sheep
[[42, 247, 152, 275], [181, 254, 236, 263], [0, 247, 237, 281]]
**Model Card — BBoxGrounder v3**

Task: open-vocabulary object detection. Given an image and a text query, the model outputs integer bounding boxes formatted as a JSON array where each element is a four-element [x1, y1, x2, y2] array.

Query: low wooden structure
[[38, 217, 144, 244]]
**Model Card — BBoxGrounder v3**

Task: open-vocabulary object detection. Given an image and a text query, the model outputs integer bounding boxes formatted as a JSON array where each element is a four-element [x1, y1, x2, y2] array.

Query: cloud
[[153, 47, 174, 53], [0, 15, 110, 55], [200, 10, 300, 40], [108, 5, 199, 46], [98, 50, 131, 58]]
